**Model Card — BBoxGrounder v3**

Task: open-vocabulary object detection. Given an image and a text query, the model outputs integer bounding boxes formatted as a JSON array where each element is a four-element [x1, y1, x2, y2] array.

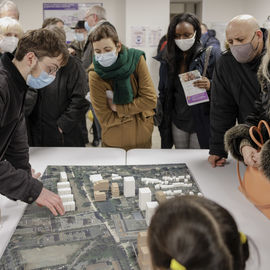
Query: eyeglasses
[[47, 65, 60, 75], [39, 61, 60, 75]]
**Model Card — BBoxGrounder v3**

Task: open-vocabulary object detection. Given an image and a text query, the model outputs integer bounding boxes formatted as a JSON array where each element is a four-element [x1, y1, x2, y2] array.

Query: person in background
[[148, 196, 250, 270], [68, 20, 88, 59], [0, 0, 19, 20], [42, 17, 64, 29], [82, 5, 106, 70], [82, 5, 106, 147], [225, 33, 270, 179], [89, 21, 157, 150], [0, 16, 23, 56], [156, 13, 217, 149], [201, 23, 221, 54], [25, 20, 90, 147], [67, 20, 90, 144], [0, 28, 69, 215], [209, 15, 267, 167]]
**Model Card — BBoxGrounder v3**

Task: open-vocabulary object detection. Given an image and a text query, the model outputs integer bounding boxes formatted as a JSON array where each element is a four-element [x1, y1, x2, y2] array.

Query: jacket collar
[[0, 52, 28, 92]]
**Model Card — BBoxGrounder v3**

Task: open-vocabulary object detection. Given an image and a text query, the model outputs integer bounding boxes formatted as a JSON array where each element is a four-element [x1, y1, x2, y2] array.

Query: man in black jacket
[[25, 24, 90, 147], [0, 28, 69, 215], [209, 15, 267, 167]]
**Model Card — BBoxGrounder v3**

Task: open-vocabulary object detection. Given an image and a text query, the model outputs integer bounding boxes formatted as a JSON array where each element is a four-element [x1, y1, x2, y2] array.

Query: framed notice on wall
[[43, 3, 102, 42]]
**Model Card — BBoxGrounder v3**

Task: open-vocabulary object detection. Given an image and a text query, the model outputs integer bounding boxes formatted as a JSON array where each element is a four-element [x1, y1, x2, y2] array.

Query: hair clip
[[239, 232, 247, 244], [170, 259, 187, 270]]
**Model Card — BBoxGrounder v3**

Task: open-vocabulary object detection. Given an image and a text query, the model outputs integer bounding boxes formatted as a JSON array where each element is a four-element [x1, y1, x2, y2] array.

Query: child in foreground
[[148, 195, 249, 270]]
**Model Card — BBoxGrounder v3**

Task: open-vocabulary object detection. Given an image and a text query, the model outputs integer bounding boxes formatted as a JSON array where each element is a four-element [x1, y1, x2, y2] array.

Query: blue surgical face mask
[[27, 70, 56, 89], [84, 21, 91, 32], [95, 49, 118, 67], [75, 33, 85, 42]]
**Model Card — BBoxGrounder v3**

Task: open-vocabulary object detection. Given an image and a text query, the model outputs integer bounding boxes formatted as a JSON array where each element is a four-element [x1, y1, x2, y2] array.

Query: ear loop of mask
[[251, 31, 260, 52]]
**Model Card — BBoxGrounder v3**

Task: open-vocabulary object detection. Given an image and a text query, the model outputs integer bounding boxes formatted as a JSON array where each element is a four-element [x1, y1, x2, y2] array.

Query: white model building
[[139, 188, 151, 211], [57, 172, 76, 213], [57, 187, 71, 196], [63, 201, 75, 211], [57, 181, 70, 189], [145, 201, 158, 226], [89, 174, 103, 183], [124, 176, 135, 197], [112, 174, 122, 180], [60, 172, 68, 182], [60, 194, 74, 203], [141, 178, 161, 185]]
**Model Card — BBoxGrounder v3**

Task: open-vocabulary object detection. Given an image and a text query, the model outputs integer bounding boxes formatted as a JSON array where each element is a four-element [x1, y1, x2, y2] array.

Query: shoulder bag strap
[[202, 46, 212, 77]]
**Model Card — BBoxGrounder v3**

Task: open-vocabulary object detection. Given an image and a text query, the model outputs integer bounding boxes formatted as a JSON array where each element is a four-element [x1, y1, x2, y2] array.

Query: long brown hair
[[148, 196, 249, 270]]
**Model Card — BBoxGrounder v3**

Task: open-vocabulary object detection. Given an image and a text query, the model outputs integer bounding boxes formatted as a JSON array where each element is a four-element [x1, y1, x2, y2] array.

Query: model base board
[[0, 164, 202, 269]]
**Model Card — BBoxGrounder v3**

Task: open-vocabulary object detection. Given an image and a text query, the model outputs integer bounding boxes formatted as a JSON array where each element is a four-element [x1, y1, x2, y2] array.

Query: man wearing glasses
[[82, 5, 106, 70], [0, 28, 69, 215], [82, 5, 106, 147], [25, 23, 90, 148]]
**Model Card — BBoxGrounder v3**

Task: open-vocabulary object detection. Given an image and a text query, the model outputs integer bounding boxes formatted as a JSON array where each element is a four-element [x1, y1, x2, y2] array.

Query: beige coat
[[89, 56, 157, 150]]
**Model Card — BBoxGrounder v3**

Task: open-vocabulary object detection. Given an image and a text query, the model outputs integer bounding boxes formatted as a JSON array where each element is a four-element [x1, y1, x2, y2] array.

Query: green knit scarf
[[93, 47, 145, 104]]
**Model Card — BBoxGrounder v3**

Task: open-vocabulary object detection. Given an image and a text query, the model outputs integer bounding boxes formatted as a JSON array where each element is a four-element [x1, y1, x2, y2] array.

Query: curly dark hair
[[165, 13, 202, 75]]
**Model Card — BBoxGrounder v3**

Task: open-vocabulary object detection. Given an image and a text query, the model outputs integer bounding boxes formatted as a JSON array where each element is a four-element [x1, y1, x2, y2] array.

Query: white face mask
[[175, 32, 196, 52], [95, 49, 118, 67], [0, 36, 19, 53], [75, 33, 85, 42]]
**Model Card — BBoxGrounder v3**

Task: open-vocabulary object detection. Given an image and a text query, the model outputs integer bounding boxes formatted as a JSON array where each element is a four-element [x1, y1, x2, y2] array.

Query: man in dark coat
[[209, 15, 267, 167], [26, 55, 89, 146], [0, 29, 69, 215], [82, 5, 106, 146], [26, 24, 90, 147]]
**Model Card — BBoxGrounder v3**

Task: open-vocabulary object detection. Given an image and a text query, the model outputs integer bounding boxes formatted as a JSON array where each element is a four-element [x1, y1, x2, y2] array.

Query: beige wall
[[244, 0, 270, 26], [125, 0, 170, 91], [12, 0, 126, 42], [203, 0, 270, 27]]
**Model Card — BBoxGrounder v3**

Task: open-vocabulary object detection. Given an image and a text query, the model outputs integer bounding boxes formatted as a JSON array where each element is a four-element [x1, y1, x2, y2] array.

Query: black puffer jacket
[[0, 53, 43, 203], [225, 65, 270, 179], [26, 55, 90, 147], [210, 29, 268, 158]]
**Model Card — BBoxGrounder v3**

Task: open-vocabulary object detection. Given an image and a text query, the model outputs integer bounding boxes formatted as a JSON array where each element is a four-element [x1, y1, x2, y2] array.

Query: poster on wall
[[43, 3, 102, 42], [148, 27, 162, 47], [131, 26, 163, 48], [131, 26, 147, 47]]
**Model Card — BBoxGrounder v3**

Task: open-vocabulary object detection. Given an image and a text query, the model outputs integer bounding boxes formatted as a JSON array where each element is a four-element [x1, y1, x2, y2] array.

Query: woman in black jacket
[[156, 13, 218, 149]]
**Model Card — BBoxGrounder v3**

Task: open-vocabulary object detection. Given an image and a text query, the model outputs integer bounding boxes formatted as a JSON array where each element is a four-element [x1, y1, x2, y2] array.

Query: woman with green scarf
[[88, 21, 157, 150]]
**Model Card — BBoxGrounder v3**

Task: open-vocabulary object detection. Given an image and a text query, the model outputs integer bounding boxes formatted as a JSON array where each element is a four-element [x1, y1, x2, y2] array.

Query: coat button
[[28, 197, 33, 202]]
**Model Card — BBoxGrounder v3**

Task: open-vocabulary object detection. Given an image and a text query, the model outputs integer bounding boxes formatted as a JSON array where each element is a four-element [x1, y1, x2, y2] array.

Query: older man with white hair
[[0, 0, 19, 20], [82, 5, 106, 69], [81, 5, 106, 147], [209, 15, 267, 167]]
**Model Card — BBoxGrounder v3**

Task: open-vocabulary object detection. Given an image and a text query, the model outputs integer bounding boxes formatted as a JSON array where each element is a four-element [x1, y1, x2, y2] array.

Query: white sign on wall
[[43, 3, 102, 42], [131, 26, 163, 48], [131, 26, 147, 47]]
